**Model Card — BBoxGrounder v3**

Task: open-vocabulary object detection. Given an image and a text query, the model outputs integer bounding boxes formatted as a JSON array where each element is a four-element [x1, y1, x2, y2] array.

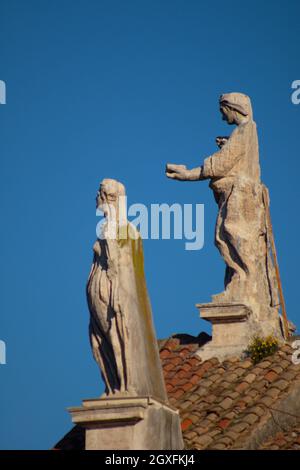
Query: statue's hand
[[165, 163, 189, 181]]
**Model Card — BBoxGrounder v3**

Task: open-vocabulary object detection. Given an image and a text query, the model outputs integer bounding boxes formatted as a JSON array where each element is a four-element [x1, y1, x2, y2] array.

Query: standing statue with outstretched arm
[[166, 93, 280, 323]]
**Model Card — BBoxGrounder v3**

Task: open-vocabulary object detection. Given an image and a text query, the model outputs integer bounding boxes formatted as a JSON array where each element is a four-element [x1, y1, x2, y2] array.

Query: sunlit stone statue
[[166, 93, 282, 350], [86, 178, 167, 400], [70, 178, 183, 449]]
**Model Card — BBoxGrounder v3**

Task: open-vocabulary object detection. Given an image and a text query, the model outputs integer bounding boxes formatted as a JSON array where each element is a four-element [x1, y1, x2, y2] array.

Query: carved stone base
[[195, 302, 284, 361], [68, 396, 184, 450], [196, 303, 253, 361]]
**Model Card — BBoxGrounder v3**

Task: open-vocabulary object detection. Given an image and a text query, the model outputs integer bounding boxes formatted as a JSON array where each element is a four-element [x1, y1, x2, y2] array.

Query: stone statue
[[166, 93, 280, 324], [86, 178, 167, 400]]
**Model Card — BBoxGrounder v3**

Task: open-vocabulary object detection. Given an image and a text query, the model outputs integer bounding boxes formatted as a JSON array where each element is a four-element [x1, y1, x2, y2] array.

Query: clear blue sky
[[0, 0, 299, 450]]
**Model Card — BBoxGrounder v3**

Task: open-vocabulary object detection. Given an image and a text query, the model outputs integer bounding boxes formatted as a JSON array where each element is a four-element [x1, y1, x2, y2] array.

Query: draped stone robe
[[202, 118, 279, 318], [86, 222, 167, 401]]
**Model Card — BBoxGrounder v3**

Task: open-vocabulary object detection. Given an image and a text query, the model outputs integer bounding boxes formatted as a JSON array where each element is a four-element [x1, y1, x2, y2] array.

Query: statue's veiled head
[[96, 178, 126, 223], [219, 93, 253, 125]]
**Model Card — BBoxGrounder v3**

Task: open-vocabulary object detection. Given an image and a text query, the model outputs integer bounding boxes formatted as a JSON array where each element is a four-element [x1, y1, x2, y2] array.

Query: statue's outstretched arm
[[165, 163, 205, 181], [166, 126, 246, 182]]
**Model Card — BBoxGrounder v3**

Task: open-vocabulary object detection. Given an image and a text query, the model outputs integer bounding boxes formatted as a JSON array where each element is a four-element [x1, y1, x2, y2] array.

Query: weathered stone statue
[[166, 93, 283, 353], [69, 178, 183, 450], [86, 178, 167, 400]]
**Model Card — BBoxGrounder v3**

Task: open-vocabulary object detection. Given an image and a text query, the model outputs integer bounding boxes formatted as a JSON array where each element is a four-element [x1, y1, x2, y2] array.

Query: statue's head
[[96, 178, 126, 222], [219, 93, 253, 125]]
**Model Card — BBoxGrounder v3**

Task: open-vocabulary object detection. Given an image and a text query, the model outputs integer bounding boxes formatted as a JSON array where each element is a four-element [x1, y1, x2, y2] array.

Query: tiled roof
[[54, 333, 300, 450], [160, 334, 300, 450]]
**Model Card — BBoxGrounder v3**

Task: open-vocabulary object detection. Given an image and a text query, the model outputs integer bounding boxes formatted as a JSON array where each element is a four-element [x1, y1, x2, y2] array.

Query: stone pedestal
[[195, 302, 283, 361], [68, 396, 184, 450], [195, 303, 254, 361]]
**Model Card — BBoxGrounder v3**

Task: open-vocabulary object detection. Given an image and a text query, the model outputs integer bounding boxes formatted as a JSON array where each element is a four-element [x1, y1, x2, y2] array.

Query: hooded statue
[[166, 93, 279, 323], [86, 178, 167, 400]]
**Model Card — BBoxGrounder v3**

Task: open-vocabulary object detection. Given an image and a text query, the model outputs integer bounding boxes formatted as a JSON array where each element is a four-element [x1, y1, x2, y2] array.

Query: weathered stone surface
[[67, 179, 185, 450], [166, 93, 284, 359], [196, 303, 254, 360], [69, 397, 184, 450], [87, 178, 167, 400], [167, 93, 279, 315]]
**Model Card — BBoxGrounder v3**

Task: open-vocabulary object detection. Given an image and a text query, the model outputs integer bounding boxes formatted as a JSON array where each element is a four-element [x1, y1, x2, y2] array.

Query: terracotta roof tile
[[181, 418, 193, 431], [244, 373, 256, 383], [235, 381, 248, 393], [265, 370, 278, 382], [272, 379, 289, 391], [218, 418, 231, 429]]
